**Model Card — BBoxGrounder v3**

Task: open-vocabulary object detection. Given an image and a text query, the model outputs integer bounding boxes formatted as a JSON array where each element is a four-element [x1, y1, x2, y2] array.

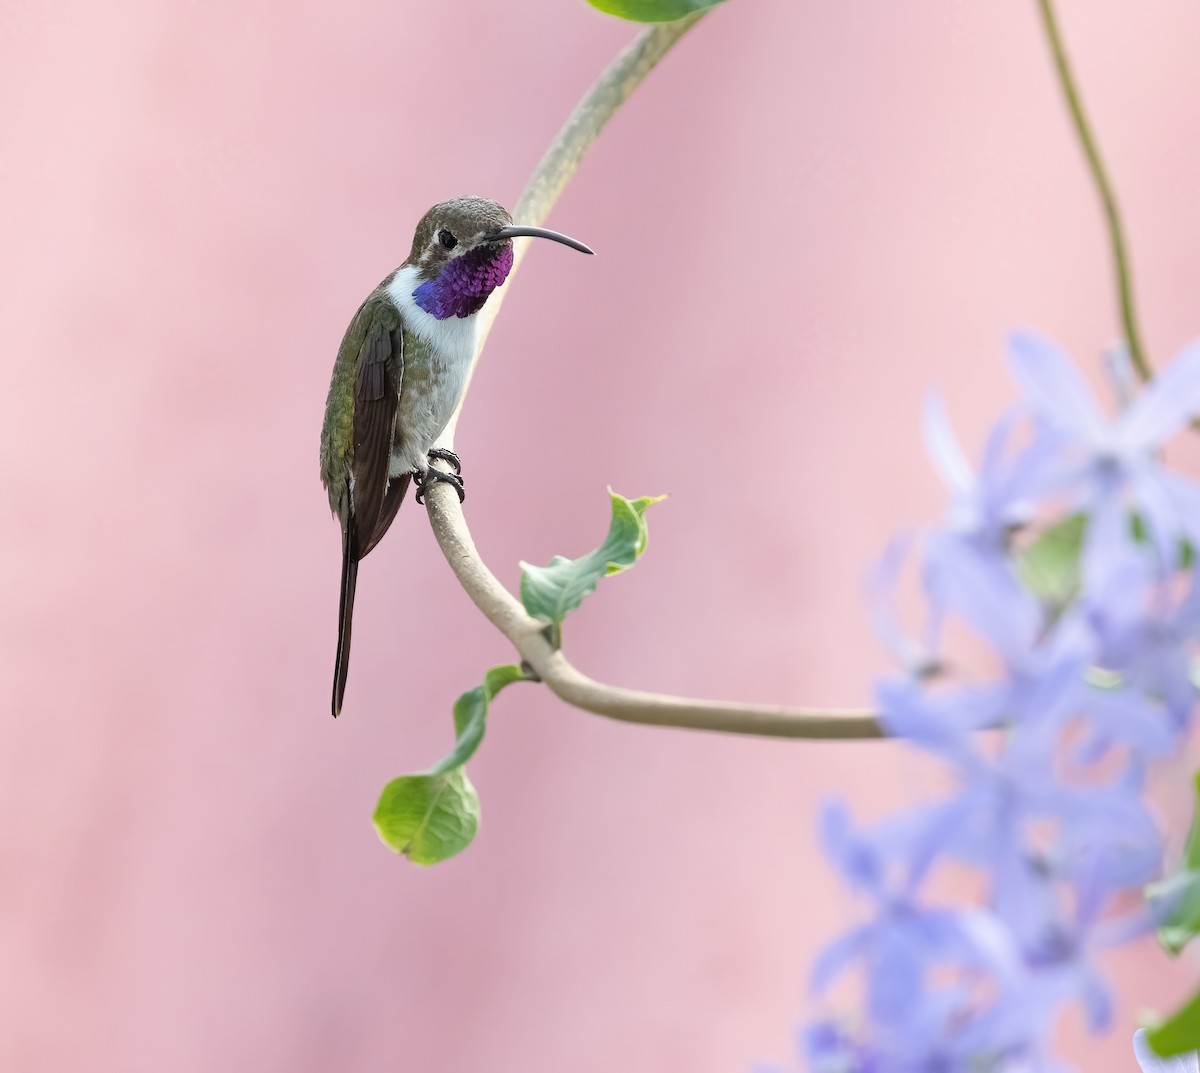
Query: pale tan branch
[[425, 484, 883, 740], [426, 14, 884, 741]]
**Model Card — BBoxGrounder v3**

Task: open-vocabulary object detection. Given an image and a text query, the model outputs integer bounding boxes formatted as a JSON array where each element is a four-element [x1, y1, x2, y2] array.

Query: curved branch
[[427, 14, 884, 741], [425, 485, 883, 740], [441, 13, 708, 444]]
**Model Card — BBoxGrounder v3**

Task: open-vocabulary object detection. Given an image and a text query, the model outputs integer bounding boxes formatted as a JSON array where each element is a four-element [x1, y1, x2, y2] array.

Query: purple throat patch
[[412, 243, 515, 320]]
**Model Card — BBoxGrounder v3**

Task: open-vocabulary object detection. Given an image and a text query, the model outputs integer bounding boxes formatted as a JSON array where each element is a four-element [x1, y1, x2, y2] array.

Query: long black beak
[[484, 225, 594, 255]]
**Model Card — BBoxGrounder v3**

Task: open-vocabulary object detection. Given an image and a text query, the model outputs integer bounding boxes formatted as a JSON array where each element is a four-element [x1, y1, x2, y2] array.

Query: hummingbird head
[[406, 196, 593, 320]]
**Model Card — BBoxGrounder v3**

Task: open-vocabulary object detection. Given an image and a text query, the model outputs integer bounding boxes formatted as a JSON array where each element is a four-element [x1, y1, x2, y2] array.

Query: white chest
[[384, 265, 478, 473]]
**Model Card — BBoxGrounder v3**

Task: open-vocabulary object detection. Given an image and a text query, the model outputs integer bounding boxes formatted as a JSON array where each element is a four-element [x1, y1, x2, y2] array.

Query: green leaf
[[586, 0, 724, 23], [1016, 514, 1084, 610], [372, 768, 480, 866], [1147, 985, 1200, 1058], [1150, 870, 1200, 955], [1017, 512, 1195, 612], [373, 664, 529, 865], [520, 489, 666, 630], [1149, 770, 1200, 955], [435, 664, 529, 775]]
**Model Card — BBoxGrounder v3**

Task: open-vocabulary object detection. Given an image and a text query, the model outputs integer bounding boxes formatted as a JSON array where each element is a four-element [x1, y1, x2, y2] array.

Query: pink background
[[2, 1, 1198, 1069]]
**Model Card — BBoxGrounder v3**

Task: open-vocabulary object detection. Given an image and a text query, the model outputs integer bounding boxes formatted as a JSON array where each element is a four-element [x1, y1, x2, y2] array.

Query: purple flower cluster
[[412, 241, 515, 320], [796, 332, 1200, 1071]]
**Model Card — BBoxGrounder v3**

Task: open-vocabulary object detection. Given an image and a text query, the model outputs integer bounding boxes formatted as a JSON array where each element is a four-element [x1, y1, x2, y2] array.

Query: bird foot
[[426, 448, 462, 476], [414, 465, 465, 506]]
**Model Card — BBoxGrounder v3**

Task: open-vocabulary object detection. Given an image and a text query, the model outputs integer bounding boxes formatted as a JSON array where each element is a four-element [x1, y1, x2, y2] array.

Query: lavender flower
[[799, 333, 1200, 1071], [1007, 331, 1200, 579]]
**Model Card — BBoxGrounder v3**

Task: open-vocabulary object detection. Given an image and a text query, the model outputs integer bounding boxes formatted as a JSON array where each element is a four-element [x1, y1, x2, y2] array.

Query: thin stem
[[425, 15, 884, 742], [440, 13, 707, 445], [1036, 0, 1151, 381]]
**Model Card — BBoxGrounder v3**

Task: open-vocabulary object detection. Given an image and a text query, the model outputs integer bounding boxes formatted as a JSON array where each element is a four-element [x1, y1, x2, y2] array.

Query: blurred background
[[2, 1, 1199, 1069]]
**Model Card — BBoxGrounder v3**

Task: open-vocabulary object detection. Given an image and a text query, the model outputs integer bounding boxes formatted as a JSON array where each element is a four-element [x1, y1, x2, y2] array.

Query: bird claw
[[426, 448, 462, 476], [414, 465, 465, 506]]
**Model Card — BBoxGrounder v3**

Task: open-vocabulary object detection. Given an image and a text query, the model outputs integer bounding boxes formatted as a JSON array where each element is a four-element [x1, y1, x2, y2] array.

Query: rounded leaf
[[373, 769, 480, 865], [587, 0, 724, 23]]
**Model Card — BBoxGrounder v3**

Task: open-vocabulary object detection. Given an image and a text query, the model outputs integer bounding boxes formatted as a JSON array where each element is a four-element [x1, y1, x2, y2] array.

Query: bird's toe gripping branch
[[414, 457, 465, 506], [426, 448, 462, 476]]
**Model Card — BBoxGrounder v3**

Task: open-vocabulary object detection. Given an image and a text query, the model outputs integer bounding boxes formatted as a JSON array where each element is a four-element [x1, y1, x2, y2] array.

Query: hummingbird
[[319, 195, 593, 717]]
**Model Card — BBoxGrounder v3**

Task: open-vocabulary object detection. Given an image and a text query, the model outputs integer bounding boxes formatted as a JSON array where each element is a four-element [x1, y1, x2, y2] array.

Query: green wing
[[319, 292, 406, 555]]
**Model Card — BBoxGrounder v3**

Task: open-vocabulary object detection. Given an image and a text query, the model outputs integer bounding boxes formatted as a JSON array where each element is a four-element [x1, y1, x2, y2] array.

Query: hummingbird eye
[[437, 229, 458, 250]]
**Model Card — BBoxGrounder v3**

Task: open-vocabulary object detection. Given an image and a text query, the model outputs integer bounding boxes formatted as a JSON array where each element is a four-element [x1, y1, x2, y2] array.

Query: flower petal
[[924, 532, 1042, 667], [877, 679, 980, 768], [867, 925, 926, 1026], [1157, 469, 1200, 555], [1007, 331, 1108, 448], [810, 924, 872, 993], [985, 417, 1063, 521], [1078, 967, 1113, 1031], [1077, 688, 1175, 758], [1080, 490, 1135, 596], [1119, 338, 1200, 452], [1133, 1028, 1200, 1073], [867, 533, 933, 672], [819, 801, 882, 895], [1131, 465, 1186, 571], [922, 390, 975, 494]]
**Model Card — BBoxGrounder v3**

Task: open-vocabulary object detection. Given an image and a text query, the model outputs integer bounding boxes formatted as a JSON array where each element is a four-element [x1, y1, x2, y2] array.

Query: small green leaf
[[586, 0, 724, 23], [1150, 871, 1200, 955], [1147, 985, 1200, 1058], [1017, 512, 1194, 612], [372, 768, 480, 866], [373, 664, 529, 864], [434, 664, 529, 775], [520, 489, 666, 629], [1149, 771, 1200, 954], [1016, 514, 1084, 610]]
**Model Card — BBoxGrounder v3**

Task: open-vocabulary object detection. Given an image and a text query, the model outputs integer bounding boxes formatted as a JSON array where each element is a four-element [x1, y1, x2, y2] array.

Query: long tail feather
[[332, 528, 358, 718], [331, 473, 411, 716]]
